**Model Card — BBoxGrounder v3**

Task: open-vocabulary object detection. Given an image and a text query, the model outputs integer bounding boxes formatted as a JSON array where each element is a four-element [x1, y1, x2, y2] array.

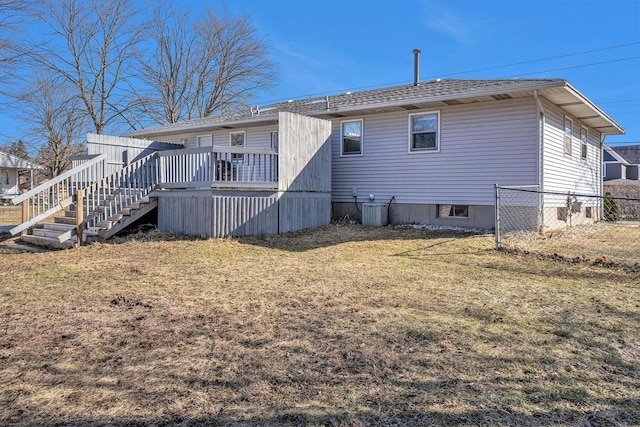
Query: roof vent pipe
[[412, 49, 421, 86]]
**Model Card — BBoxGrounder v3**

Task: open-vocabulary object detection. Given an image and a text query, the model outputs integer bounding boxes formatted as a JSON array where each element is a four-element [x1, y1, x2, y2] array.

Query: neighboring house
[[9, 77, 625, 247], [604, 144, 640, 181], [0, 151, 43, 202]]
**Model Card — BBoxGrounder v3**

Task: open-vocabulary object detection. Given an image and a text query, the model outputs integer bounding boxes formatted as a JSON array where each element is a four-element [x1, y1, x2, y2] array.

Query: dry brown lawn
[[0, 205, 21, 226], [502, 222, 640, 269], [0, 225, 638, 426]]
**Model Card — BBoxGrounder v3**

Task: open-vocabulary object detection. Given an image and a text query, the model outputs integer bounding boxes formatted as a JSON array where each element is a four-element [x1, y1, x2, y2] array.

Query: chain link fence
[[0, 203, 21, 238], [496, 185, 640, 268]]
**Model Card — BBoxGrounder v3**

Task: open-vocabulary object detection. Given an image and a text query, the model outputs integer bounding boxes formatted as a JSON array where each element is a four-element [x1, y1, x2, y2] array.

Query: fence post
[[494, 184, 501, 250], [75, 189, 84, 248]]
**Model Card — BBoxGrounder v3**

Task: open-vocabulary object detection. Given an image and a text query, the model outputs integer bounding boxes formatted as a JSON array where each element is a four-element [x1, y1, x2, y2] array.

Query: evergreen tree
[[603, 192, 620, 221], [1, 139, 29, 159]]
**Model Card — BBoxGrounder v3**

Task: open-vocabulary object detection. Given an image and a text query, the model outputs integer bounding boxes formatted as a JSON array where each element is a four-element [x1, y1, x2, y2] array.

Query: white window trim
[[197, 134, 213, 148], [270, 131, 278, 153], [580, 126, 588, 160], [229, 131, 246, 146], [230, 131, 246, 161], [408, 111, 441, 154], [564, 116, 573, 157], [437, 204, 469, 218], [340, 118, 364, 157]]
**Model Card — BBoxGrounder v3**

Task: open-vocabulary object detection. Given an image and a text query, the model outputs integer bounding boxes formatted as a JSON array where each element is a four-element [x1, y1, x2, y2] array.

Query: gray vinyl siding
[[541, 99, 602, 197], [331, 98, 539, 206], [86, 134, 182, 175], [177, 126, 276, 150]]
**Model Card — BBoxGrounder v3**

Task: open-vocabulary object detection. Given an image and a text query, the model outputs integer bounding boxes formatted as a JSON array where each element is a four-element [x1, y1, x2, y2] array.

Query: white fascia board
[[127, 115, 278, 139], [563, 82, 625, 135]]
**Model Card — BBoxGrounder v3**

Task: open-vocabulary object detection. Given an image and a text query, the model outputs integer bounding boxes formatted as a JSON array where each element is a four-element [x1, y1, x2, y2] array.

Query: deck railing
[[83, 152, 159, 228], [9, 146, 279, 237], [157, 146, 278, 190], [10, 154, 107, 235]]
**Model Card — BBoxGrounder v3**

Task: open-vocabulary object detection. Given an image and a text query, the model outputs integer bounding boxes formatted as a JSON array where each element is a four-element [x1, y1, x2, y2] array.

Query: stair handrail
[[83, 152, 159, 229], [9, 153, 107, 236]]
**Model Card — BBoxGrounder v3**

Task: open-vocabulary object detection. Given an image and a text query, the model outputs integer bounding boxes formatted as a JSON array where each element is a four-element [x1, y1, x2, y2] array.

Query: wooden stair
[[83, 196, 157, 243], [20, 217, 78, 250], [19, 196, 158, 249]]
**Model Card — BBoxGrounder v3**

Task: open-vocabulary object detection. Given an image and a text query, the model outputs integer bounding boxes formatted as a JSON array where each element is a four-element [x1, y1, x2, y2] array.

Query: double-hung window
[[580, 126, 588, 160], [230, 131, 245, 160], [341, 119, 363, 156], [409, 111, 440, 152], [564, 116, 573, 156]]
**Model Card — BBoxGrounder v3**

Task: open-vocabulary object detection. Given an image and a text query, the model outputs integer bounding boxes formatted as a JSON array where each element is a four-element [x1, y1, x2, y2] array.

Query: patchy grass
[[502, 222, 640, 269], [0, 225, 638, 426]]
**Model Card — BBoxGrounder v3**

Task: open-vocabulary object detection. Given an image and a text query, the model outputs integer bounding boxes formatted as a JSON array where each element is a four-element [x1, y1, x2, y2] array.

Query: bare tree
[[16, 0, 144, 134], [140, 5, 277, 125], [23, 78, 86, 177], [136, 6, 198, 125], [0, 1, 33, 96]]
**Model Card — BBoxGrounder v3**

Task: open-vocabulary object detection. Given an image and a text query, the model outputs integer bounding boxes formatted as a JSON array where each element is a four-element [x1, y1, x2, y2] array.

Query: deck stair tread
[[55, 216, 78, 225], [34, 223, 76, 232], [86, 197, 158, 243], [20, 234, 76, 250]]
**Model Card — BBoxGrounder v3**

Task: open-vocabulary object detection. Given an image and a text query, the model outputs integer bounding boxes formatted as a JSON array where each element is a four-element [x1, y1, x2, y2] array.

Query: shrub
[[603, 192, 620, 221]]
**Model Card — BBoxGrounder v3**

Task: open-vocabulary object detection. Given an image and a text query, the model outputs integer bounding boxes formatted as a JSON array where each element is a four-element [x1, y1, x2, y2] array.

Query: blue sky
[[1, 0, 639, 147], [220, 0, 640, 146]]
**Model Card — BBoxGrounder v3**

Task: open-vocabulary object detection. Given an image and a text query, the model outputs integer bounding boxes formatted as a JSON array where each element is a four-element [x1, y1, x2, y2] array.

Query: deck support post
[[21, 199, 28, 236], [75, 189, 84, 247]]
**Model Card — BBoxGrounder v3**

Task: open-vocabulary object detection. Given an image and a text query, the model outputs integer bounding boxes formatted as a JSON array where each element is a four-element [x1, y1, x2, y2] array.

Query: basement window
[[557, 207, 568, 221], [230, 131, 245, 160], [564, 116, 573, 156], [437, 204, 468, 218], [341, 119, 363, 156], [409, 111, 440, 152], [580, 126, 588, 160]]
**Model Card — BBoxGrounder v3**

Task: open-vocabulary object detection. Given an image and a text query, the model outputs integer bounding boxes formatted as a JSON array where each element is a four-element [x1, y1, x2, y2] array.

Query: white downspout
[[534, 89, 545, 227], [600, 135, 606, 220]]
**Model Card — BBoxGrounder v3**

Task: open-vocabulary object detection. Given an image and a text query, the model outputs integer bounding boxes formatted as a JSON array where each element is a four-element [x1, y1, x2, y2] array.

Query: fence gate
[[495, 185, 640, 268]]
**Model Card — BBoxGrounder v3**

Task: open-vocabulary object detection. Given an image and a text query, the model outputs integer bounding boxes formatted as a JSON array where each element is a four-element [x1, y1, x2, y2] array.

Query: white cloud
[[423, 6, 491, 45]]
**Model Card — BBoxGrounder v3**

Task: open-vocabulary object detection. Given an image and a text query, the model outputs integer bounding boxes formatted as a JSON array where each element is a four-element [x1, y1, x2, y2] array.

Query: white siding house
[[0, 151, 43, 201], [122, 78, 623, 231], [13, 77, 623, 248]]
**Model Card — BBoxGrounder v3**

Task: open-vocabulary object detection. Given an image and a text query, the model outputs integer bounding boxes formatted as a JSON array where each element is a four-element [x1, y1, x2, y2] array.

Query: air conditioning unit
[[362, 203, 389, 226]]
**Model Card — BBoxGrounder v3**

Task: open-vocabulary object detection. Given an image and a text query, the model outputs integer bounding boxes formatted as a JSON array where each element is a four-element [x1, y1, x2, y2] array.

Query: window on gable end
[[580, 126, 588, 160], [564, 116, 573, 156]]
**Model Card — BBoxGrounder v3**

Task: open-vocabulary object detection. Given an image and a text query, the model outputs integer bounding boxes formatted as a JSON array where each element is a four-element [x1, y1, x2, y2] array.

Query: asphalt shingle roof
[[129, 78, 567, 136], [610, 145, 640, 165]]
